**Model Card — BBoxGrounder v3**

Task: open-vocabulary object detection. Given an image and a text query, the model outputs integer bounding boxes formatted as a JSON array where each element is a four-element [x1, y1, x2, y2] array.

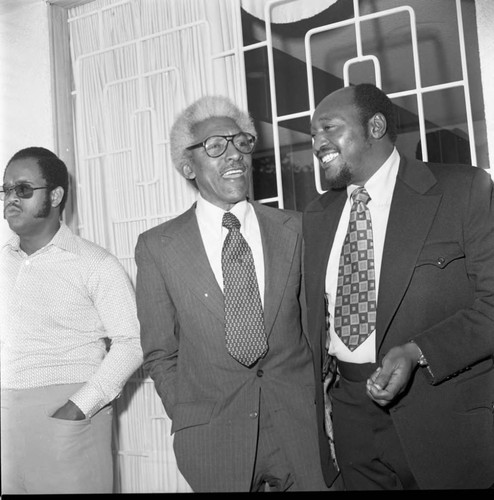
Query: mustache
[[224, 159, 248, 170], [3, 201, 21, 218], [317, 146, 339, 158], [4, 200, 21, 210]]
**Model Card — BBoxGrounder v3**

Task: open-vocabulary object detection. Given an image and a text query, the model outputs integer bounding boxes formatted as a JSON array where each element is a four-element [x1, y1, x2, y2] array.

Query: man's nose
[[312, 132, 329, 153], [3, 187, 20, 202], [225, 140, 241, 158]]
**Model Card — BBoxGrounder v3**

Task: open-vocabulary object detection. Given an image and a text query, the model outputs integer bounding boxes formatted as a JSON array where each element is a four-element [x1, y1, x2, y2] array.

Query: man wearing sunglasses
[[0, 147, 143, 494], [134, 95, 338, 492]]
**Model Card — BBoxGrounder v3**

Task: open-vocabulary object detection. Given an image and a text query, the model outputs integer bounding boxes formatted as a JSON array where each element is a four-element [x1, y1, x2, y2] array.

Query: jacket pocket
[[171, 400, 216, 433], [455, 360, 494, 412], [415, 241, 464, 269]]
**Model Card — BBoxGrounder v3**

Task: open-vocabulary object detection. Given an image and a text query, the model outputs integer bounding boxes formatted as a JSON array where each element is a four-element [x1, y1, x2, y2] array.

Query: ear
[[182, 164, 196, 180], [50, 186, 64, 208], [368, 113, 387, 140]]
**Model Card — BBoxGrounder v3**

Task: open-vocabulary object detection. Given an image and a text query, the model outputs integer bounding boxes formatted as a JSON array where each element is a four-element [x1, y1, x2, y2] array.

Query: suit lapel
[[254, 205, 300, 338], [304, 191, 347, 355], [304, 191, 347, 296], [162, 207, 225, 323], [376, 156, 441, 348]]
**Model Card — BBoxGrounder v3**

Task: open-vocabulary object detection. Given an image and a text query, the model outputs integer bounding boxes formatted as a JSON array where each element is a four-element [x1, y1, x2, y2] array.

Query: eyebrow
[[4, 180, 35, 185]]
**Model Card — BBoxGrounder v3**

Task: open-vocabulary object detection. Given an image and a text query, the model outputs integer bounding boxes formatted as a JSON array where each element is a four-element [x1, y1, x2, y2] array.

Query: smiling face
[[184, 116, 252, 211], [311, 87, 383, 189]]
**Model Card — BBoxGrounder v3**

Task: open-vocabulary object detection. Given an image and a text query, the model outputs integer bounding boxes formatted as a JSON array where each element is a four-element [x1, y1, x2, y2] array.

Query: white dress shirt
[[325, 148, 400, 363], [195, 195, 265, 306]]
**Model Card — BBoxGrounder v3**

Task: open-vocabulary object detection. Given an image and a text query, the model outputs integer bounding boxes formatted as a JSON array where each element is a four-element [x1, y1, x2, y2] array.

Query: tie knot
[[222, 211, 241, 231], [351, 186, 371, 205]]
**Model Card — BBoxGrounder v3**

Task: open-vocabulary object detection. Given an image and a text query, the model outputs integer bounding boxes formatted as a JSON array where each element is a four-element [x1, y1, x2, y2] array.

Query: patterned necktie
[[334, 187, 377, 351], [222, 212, 268, 367]]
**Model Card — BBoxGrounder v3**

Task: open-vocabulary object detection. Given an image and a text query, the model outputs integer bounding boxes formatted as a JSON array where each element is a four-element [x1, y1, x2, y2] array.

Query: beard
[[34, 192, 52, 218], [324, 162, 353, 190]]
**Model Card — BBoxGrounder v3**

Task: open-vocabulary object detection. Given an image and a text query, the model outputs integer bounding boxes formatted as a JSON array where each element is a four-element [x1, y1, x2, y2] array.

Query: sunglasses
[[0, 183, 51, 201]]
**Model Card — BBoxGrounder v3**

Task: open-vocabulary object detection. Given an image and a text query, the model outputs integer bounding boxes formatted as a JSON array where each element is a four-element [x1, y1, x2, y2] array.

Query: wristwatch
[[410, 340, 428, 366], [417, 352, 428, 367]]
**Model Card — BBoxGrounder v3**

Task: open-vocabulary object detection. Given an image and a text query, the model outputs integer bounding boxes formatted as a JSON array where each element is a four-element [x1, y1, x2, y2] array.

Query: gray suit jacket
[[135, 201, 336, 492]]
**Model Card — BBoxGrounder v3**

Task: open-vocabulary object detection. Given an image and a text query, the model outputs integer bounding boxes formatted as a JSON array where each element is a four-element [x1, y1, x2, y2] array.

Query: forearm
[[412, 170, 494, 382], [143, 348, 178, 418], [69, 340, 143, 417], [135, 233, 179, 417]]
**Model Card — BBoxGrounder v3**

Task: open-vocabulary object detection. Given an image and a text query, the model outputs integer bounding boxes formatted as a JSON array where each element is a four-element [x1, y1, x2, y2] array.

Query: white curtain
[[68, 0, 246, 492]]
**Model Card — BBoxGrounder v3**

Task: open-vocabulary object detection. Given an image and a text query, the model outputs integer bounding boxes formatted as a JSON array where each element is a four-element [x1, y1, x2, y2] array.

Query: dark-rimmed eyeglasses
[[186, 132, 256, 158], [0, 183, 51, 201]]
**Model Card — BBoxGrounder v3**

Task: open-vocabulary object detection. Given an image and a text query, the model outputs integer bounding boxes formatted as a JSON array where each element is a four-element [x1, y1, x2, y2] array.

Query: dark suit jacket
[[135, 201, 337, 492], [303, 155, 494, 489]]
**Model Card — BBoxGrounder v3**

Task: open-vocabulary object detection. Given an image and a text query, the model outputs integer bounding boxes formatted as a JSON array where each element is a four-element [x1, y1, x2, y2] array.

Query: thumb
[[373, 361, 394, 390]]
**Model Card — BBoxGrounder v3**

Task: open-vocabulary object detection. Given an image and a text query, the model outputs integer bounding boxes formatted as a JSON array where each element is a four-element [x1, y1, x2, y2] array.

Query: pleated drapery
[[68, 0, 247, 492]]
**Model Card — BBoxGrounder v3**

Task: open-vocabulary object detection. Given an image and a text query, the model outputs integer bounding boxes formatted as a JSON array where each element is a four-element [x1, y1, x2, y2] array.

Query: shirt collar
[[49, 222, 80, 254], [3, 222, 80, 255], [3, 232, 20, 252], [347, 147, 400, 206], [196, 195, 250, 237]]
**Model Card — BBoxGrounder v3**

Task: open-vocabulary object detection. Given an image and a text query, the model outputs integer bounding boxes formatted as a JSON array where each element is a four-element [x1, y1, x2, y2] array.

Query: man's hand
[[51, 400, 86, 420], [366, 342, 422, 406]]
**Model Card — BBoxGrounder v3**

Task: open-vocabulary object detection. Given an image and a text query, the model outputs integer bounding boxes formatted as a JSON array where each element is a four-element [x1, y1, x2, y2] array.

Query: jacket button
[[437, 257, 445, 266], [257, 369, 263, 377], [249, 411, 258, 419]]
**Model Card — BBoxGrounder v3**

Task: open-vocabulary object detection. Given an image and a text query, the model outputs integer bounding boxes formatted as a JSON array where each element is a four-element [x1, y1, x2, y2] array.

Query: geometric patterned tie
[[333, 187, 377, 351], [222, 211, 268, 367]]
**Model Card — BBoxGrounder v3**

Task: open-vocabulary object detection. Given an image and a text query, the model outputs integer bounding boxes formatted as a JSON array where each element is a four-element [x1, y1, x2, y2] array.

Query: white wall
[[0, 0, 54, 243], [477, 0, 494, 174]]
